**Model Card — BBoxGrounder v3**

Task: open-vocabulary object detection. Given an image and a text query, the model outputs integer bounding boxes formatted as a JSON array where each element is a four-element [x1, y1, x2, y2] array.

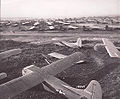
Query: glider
[[102, 38, 120, 58], [0, 48, 22, 60], [0, 52, 102, 99]]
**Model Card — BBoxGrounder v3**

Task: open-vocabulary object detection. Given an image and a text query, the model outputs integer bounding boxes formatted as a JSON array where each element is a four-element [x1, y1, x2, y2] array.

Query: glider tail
[[84, 80, 102, 99], [76, 38, 82, 47]]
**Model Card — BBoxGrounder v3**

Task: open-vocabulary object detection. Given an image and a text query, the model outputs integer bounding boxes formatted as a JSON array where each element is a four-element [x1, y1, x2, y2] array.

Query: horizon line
[[1, 15, 120, 20]]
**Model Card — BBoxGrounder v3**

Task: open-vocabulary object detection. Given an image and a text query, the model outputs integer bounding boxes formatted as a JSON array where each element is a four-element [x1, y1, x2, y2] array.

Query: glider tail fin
[[84, 80, 102, 99], [76, 38, 82, 47]]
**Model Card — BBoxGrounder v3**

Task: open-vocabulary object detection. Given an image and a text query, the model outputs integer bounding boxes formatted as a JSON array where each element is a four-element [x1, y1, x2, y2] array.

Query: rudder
[[84, 80, 102, 99], [76, 38, 82, 47]]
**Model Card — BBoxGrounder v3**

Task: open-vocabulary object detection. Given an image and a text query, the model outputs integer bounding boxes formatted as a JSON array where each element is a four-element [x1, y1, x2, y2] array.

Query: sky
[[1, 0, 120, 18]]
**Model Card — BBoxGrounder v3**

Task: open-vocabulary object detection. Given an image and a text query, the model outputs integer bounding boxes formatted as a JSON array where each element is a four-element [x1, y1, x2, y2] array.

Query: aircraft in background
[[52, 37, 99, 49], [102, 38, 120, 58], [0, 49, 22, 80], [0, 48, 22, 61], [0, 52, 102, 99], [94, 38, 120, 58], [52, 37, 120, 58], [83, 24, 106, 31], [105, 25, 120, 31], [53, 38, 82, 48]]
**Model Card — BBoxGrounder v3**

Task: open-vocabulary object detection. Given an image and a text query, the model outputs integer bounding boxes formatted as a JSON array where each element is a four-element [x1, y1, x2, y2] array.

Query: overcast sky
[[1, 0, 120, 18]]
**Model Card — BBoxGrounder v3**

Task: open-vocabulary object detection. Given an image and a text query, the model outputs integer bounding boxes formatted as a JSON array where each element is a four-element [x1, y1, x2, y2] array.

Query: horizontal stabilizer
[[48, 52, 67, 59]]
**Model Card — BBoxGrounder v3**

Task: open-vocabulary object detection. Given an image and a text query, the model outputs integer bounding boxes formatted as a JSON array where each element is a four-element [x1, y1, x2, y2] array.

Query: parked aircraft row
[[0, 38, 119, 59], [1, 16, 120, 32], [0, 38, 120, 99], [30, 37, 120, 59], [51, 37, 120, 58]]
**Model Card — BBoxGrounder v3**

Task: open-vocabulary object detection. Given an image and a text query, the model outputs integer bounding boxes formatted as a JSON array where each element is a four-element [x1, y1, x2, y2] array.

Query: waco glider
[[0, 48, 22, 80], [102, 38, 120, 58], [94, 38, 120, 58], [0, 48, 22, 61], [52, 37, 100, 49], [52, 37, 82, 48], [0, 52, 102, 99]]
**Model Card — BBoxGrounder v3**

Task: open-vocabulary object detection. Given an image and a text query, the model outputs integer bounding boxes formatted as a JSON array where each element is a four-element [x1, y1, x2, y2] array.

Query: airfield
[[0, 31, 120, 99]]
